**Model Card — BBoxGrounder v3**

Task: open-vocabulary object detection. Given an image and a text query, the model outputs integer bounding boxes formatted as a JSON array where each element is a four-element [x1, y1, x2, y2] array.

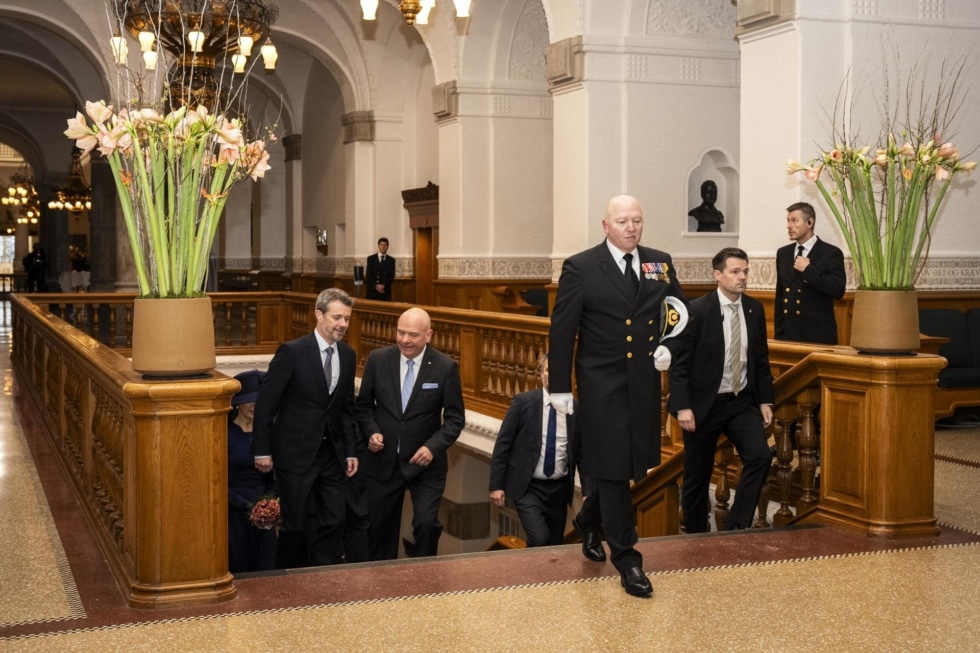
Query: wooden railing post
[[796, 402, 819, 507], [772, 417, 795, 526], [713, 439, 735, 531]]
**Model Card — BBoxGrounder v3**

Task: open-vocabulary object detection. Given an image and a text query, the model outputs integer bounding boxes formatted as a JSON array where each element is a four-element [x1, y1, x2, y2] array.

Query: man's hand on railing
[[550, 392, 574, 415]]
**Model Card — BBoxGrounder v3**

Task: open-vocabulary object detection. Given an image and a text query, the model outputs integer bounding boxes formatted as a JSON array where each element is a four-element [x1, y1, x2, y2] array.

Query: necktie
[[623, 253, 639, 296], [543, 405, 557, 478], [323, 346, 334, 394], [401, 359, 415, 412], [380, 255, 384, 263], [728, 304, 742, 394], [796, 244, 805, 259]]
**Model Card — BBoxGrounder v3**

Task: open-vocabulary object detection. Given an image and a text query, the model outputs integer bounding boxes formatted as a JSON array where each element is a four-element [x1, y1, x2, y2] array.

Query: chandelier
[[2, 162, 36, 209], [110, 0, 279, 109], [360, 0, 471, 26], [17, 195, 41, 225], [48, 150, 93, 215]]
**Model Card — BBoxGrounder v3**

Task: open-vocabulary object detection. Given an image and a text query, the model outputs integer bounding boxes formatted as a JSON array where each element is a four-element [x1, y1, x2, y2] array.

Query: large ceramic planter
[[849, 289, 920, 355], [132, 297, 216, 378]]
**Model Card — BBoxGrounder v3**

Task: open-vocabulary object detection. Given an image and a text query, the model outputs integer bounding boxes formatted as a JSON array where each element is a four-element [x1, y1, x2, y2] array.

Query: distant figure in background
[[365, 237, 395, 301], [228, 370, 277, 573], [688, 180, 724, 233], [489, 354, 584, 547], [24, 243, 48, 292], [775, 202, 846, 345]]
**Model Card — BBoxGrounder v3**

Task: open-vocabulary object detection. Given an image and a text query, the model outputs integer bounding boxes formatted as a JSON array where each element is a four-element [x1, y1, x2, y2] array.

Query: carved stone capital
[[546, 36, 584, 92], [282, 134, 302, 162], [734, 0, 796, 37], [341, 111, 375, 144], [432, 81, 459, 121]]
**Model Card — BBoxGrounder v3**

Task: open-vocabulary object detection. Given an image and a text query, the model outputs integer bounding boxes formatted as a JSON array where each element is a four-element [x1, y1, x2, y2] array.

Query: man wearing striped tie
[[489, 354, 588, 547], [667, 248, 774, 533], [356, 307, 465, 560]]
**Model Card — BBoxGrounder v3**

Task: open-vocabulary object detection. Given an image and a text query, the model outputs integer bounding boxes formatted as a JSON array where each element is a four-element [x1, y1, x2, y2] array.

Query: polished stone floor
[[2, 303, 980, 651]]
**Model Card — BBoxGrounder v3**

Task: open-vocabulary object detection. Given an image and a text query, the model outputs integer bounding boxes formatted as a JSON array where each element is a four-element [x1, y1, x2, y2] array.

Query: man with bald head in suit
[[356, 307, 465, 560]]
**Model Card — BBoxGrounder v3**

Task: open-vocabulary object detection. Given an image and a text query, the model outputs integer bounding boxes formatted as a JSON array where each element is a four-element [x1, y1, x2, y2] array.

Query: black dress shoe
[[572, 517, 606, 562], [620, 567, 653, 597]]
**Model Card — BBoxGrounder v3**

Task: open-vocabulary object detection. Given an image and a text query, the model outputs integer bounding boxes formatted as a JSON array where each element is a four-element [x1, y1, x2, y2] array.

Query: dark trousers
[[513, 478, 571, 547], [681, 393, 772, 533], [275, 440, 347, 569], [344, 472, 371, 563], [577, 478, 640, 573], [228, 504, 277, 574], [365, 463, 446, 560]]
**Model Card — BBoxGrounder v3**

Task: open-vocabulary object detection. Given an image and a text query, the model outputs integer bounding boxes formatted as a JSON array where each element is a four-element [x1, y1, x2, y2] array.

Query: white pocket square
[[422, 383, 439, 389]]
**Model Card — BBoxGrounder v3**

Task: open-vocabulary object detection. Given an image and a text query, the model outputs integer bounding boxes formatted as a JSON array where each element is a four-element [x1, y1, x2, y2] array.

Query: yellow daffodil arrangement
[[788, 56, 976, 290], [64, 101, 272, 298]]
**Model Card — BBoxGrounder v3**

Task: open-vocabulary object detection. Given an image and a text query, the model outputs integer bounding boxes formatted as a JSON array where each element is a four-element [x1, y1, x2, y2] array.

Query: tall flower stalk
[[788, 54, 976, 290], [64, 101, 271, 298]]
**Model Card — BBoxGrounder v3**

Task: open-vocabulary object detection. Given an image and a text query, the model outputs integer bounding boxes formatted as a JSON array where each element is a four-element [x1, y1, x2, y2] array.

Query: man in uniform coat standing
[[356, 307, 465, 560], [253, 288, 359, 569], [548, 194, 687, 597], [668, 248, 774, 533], [775, 202, 846, 345], [365, 237, 396, 301]]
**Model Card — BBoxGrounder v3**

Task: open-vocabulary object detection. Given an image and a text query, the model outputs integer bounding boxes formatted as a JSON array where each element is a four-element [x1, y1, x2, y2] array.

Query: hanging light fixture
[[47, 150, 92, 215], [360, 0, 470, 26], [110, 0, 280, 109], [2, 162, 36, 208]]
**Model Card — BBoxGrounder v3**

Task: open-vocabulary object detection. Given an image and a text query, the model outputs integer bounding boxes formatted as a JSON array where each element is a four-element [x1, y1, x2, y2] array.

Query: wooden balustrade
[[12, 295, 238, 608]]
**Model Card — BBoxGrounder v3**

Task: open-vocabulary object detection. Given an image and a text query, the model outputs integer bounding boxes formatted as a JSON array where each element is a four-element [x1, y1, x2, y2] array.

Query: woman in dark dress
[[228, 369, 277, 573]]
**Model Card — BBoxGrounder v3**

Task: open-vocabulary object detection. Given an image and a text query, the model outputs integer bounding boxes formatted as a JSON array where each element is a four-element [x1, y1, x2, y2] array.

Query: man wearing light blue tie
[[489, 354, 586, 547], [355, 307, 466, 560]]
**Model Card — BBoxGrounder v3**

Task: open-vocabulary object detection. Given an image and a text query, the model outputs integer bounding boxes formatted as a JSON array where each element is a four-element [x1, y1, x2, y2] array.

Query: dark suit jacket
[[365, 253, 396, 300], [252, 334, 357, 474], [355, 344, 465, 483], [548, 241, 687, 482], [775, 238, 846, 345], [667, 291, 774, 422], [488, 389, 580, 502]]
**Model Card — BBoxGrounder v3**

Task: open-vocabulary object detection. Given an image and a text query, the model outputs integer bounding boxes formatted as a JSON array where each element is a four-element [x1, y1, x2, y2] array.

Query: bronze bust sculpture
[[689, 180, 724, 232]]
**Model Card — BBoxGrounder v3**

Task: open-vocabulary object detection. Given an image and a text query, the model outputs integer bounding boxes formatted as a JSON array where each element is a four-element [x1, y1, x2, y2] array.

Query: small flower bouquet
[[249, 497, 281, 530]]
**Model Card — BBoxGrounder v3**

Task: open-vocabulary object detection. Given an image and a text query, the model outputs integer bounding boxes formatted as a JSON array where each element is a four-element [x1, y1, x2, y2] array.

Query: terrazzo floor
[[2, 303, 980, 652]]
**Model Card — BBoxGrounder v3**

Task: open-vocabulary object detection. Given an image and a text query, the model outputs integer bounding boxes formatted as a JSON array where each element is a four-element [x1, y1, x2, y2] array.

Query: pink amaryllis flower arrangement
[[249, 497, 281, 531], [787, 54, 976, 290], [63, 101, 272, 298]]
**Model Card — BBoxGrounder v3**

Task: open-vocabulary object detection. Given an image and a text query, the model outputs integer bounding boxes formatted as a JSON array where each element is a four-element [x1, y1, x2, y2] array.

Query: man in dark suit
[[668, 247, 774, 533], [365, 237, 395, 301], [548, 194, 686, 597], [489, 354, 582, 547], [355, 307, 465, 560], [253, 288, 359, 569], [775, 202, 846, 345]]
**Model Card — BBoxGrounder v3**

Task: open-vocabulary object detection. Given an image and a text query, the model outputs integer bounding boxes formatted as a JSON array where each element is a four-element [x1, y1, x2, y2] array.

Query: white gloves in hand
[[550, 392, 575, 415], [654, 345, 672, 371]]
